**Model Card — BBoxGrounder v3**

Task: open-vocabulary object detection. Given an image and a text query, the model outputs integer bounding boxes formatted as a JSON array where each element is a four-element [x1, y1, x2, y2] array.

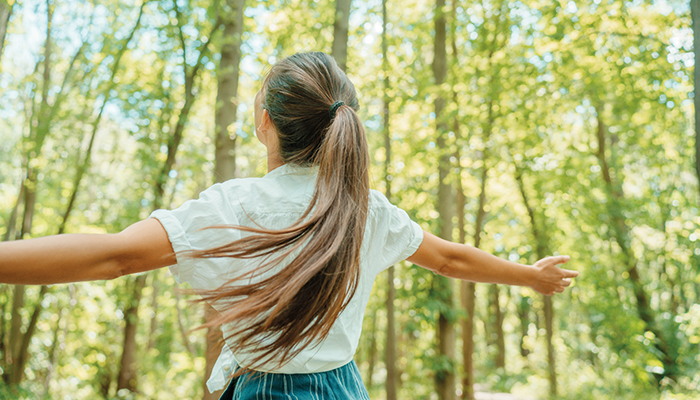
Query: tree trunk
[[203, 305, 224, 400], [20, 0, 53, 242], [0, 0, 12, 62], [367, 308, 378, 387], [692, 0, 700, 197], [11, 285, 49, 384], [514, 165, 555, 396], [147, 276, 159, 350], [433, 1, 456, 399], [117, 274, 147, 392], [488, 284, 505, 369], [385, 266, 397, 399], [543, 296, 555, 396], [5, 285, 49, 385], [516, 293, 531, 359], [58, 2, 145, 235], [2, 181, 23, 242], [42, 285, 74, 398], [205, 3, 244, 396], [115, 19, 219, 395], [3, 7, 56, 382], [153, 15, 218, 211], [214, 0, 244, 183], [382, 0, 397, 398], [175, 290, 195, 357], [461, 158, 487, 400], [5, 284, 23, 384], [331, 0, 351, 71], [594, 110, 676, 381]]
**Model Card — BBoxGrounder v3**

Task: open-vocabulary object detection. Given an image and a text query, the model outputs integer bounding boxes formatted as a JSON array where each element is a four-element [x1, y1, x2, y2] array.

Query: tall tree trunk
[[433, 1, 456, 399], [205, 2, 244, 396], [2, 182, 23, 242], [4, 6, 54, 384], [514, 165, 555, 396], [382, 0, 397, 398], [114, 18, 219, 395], [385, 264, 397, 399], [461, 158, 487, 400], [58, 1, 145, 235], [0, 0, 12, 63], [11, 285, 49, 385], [5, 284, 23, 384], [214, 0, 244, 183], [331, 0, 351, 71], [543, 296, 555, 395], [203, 306, 223, 400], [152, 13, 218, 211], [3, 3, 91, 387], [488, 284, 505, 369], [117, 275, 147, 391], [367, 308, 378, 387], [693, 0, 700, 196], [20, 0, 53, 241], [5, 286, 49, 385], [174, 290, 195, 357], [43, 285, 75, 398], [516, 293, 531, 359], [593, 110, 676, 381], [147, 276, 159, 350]]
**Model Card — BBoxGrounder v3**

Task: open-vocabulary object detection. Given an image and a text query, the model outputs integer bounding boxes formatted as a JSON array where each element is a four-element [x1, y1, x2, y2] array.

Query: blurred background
[[0, 0, 697, 399]]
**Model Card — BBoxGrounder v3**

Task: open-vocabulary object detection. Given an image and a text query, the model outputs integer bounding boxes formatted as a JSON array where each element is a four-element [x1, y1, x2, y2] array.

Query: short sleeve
[[380, 206, 423, 267], [366, 191, 424, 275], [149, 182, 242, 290]]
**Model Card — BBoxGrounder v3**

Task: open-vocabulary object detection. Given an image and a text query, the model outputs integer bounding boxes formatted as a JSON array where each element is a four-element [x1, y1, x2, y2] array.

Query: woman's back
[[151, 162, 422, 388]]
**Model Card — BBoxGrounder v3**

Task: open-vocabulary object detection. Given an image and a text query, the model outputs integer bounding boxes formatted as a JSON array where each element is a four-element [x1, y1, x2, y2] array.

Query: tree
[[382, 1, 398, 399], [0, 0, 12, 62], [331, 0, 351, 71], [116, 7, 220, 392], [432, 1, 456, 399], [514, 165, 557, 397], [205, 0, 245, 397], [692, 0, 700, 196]]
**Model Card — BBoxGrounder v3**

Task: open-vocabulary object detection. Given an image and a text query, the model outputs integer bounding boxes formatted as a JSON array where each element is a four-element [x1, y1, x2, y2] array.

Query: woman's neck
[[267, 150, 284, 173]]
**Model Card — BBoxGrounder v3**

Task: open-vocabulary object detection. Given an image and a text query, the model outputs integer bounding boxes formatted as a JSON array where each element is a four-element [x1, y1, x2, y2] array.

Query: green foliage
[[0, 0, 698, 398]]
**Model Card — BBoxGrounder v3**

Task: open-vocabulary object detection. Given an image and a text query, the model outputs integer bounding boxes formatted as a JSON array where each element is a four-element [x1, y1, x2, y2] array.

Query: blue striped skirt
[[218, 360, 371, 400]]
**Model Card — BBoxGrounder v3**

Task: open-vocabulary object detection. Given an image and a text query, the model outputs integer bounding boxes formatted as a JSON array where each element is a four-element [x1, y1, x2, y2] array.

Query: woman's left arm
[[0, 218, 176, 285], [407, 230, 578, 296]]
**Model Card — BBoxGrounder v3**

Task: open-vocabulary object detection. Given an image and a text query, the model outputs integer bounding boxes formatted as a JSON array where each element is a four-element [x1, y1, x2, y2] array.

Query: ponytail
[[188, 52, 369, 371]]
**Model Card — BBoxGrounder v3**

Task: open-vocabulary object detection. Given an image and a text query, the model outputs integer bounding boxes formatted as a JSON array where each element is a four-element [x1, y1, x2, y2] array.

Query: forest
[[0, 0, 698, 399]]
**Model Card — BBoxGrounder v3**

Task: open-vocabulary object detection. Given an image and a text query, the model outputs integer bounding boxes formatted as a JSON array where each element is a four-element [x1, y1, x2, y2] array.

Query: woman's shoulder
[[368, 189, 397, 211], [210, 173, 315, 214], [198, 176, 265, 203]]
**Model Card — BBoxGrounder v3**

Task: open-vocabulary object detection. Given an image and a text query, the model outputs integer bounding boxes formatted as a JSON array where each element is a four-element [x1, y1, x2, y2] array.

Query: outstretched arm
[[407, 231, 578, 296], [0, 218, 176, 285]]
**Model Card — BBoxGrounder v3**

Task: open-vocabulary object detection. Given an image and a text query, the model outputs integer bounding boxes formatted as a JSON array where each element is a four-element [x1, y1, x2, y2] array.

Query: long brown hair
[[189, 52, 369, 371]]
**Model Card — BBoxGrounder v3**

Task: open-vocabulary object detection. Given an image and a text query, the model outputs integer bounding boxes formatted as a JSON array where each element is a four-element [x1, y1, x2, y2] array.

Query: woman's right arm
[[407, 230, 578, 296], [0, 218, 176, 285]]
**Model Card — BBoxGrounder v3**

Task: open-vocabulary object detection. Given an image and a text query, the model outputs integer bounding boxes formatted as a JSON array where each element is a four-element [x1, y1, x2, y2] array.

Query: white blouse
[[150, 163, 423, 392]]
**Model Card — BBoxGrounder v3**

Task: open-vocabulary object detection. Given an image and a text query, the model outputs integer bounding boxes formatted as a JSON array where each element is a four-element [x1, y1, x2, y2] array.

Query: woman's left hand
[[529, 255, 578, 296]]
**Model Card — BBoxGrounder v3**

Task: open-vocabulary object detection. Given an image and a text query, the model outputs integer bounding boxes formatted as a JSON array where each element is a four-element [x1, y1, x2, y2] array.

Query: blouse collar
[[263, 163, 319, 179]]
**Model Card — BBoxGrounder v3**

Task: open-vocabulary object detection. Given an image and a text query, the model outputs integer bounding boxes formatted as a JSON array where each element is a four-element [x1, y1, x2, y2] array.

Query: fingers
[[543, 255, 579, 279], [562, 269, 579, 278], [532, 255, 579, 296], [547, 255, 570, 265]]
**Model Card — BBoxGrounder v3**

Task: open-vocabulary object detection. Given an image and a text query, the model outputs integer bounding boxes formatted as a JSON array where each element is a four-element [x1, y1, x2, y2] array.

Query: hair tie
[[329, 101, 345, 119]]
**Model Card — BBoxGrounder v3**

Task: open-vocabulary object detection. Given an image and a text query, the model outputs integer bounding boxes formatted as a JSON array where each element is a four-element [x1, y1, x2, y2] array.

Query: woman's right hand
[[529, 255, 578, 296]]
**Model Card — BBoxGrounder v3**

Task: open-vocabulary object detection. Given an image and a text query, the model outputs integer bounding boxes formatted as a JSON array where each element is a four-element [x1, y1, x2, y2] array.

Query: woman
[[0, 52, 578, 399]]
